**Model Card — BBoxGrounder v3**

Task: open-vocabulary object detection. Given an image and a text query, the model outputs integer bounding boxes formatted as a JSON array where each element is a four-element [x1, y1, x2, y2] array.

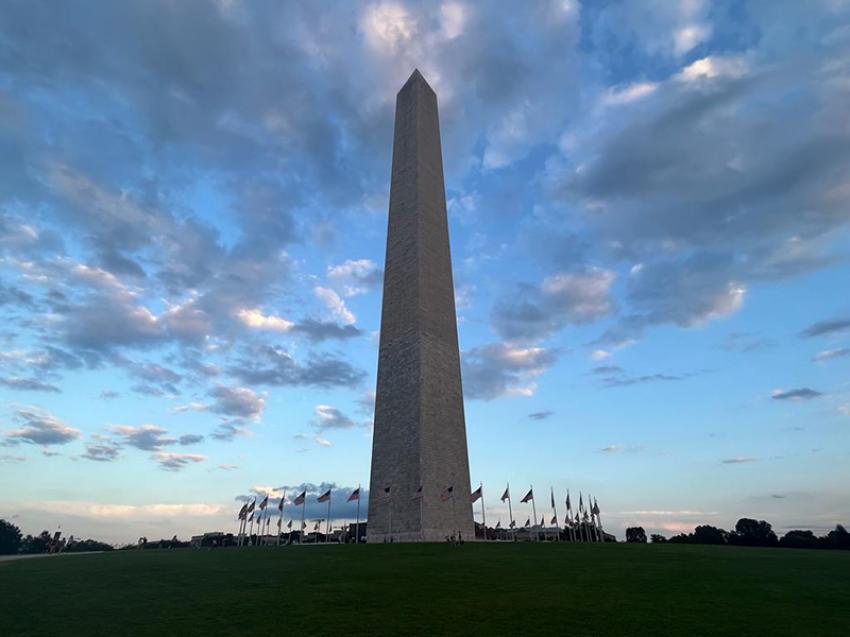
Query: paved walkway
[[0, 551, 102, 564]]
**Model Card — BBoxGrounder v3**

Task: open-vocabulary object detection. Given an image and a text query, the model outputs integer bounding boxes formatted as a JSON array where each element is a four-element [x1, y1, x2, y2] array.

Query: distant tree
[[0, 519, 22, 554], [626, 527, 647, 543], [692, 525, 728, 545], [650, 534, 667, 543], [20, 531, 52, 554], [668, 533, 691, 544], [823, 525, 850, 550], [64, 539, 113, 552], [730, 518, 778, 547], [779, 530, 819, 550]]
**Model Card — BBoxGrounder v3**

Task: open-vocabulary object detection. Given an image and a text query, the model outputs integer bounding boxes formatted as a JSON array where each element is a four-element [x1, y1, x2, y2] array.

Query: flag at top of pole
[[258, 494, 269, 510], [293, 490, 306, 505], [347, 487, 360, 502], [237, 503, 247, 519], [500, 486, 510, 502], [470, 486, 483, 503], [520, 488, 534, 503], [246, 499, 256, 514], [317, 489, 331, 503]]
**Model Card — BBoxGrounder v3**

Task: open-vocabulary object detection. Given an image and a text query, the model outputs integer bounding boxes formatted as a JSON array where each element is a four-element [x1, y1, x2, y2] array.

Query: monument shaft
[[368, 70, 474, 542]]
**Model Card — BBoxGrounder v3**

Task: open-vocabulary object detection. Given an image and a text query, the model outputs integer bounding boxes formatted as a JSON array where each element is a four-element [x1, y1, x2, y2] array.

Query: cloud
[[314, 286, 356, 325], [771, 388, 822, 401], [528, 411, 553, 421], [0, 377, 61, 393], [228, 345, 365, 388], [599, 370, 688, 388], [313, 405, 365, 431], [462, 342, 558, 400], [80, 442, 121, 462], [290, 320, 362, 342], [208, 385, 266, 421], [722, 456, 758, 464], [599, 444, 624, 453], [236, 308, 294, 332], [178, 434, 204, 446], [813, 347, 850, 362], [210, 420, 251, 442], [112, 424, 176, 451], [800, 318, 850, 338], [492, 269, 615, 340], [154, 451, 206, 471], [327, 259, 382, 296], [4, 407, 80, 446], [314, 436, 332, 447]]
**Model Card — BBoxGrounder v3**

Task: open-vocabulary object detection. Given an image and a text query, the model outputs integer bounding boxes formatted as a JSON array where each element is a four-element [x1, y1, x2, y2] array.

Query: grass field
[[2, 542, 849, 636]]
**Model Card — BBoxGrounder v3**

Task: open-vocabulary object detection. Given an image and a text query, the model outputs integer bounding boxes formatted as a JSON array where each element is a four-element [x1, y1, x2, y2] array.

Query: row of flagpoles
[[234, 483, 604, 544]]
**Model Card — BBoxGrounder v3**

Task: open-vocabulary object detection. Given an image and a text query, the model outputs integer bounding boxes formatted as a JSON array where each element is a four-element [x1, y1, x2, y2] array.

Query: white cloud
[[440, 2, 466, 40], [601, 82, 658, 106], [673, 23, 711, 56], [677, 55, 749, 82], [327, 259, 381, 296], [314, 436, 332, 447], [314, 286, 356, 325], [236, 307, 293, 332], [361, 3, 415, 52]]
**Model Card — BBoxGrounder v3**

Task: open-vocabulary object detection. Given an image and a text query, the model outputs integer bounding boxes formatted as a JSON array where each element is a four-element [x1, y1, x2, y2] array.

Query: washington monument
[[367, 70, 474, 542]]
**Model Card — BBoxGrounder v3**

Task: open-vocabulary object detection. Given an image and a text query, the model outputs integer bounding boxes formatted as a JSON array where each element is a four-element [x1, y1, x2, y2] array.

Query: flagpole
[[530, 485, 537, 541], [326, 491, 332, 543], [355, 484, 361, 544], [388, 493, 393, 542], [479, 482, 486, 540], [278, 489, 286, 546], [506, 483, 514, 538], [301, 498, 306, 544], [551, 486, 559, 542]]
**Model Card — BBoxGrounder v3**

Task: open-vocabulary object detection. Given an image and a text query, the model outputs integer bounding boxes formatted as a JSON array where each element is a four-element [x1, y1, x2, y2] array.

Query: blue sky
[[1, 0, 849, 544]]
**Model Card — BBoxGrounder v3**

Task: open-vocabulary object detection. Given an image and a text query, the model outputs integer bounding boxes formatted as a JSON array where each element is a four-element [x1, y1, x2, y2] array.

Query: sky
[[1, 0, 849, 544]]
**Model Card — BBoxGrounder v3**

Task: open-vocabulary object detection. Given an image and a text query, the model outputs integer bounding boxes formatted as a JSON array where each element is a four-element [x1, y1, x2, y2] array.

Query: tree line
[[625, 518, 850, 550]]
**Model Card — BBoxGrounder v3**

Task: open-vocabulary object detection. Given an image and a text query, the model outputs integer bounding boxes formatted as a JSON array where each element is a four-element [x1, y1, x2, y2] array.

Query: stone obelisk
[[367, 70, 474, 542]]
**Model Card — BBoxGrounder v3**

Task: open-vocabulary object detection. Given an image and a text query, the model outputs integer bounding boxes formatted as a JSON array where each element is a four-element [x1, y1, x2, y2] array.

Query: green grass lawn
[[2, 542, 849, 636]]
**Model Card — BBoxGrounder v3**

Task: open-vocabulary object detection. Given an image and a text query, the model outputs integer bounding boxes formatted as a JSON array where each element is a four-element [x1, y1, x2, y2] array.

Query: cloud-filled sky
[[1, 0, 849, 543]]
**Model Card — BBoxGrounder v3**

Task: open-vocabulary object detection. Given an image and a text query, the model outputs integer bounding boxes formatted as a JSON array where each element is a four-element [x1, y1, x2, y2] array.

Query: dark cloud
[[154, 451, 206, 472], [208, 385, 266, 420], [600, 371, 688, 388], [771, 388, 822, 401], [290, 320, 362, 342], [81, 442, 121, 462], [3, 407, 80, 446], [99, 390, 119, 400], [210, 420, 250, 442], [0, 376, 61, 393], [312, 405, 366, 431], [721, 457, 758, 464], [228, 346, 365, 388], [492, 269, 615, 341], [178, 434, 204, 446], [462, 342, 558, 400], [112, 424, 177, 451], [799, 318, 850, 338], [591, 365, 623, 375], [528, 411, 553, 421]]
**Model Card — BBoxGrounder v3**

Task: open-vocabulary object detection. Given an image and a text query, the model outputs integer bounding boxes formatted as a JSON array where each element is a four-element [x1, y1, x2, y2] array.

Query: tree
[[823, 525, 850, 550], [0, 519, 22, 555], [626, 526, 647, 543], [650, 534, 667, 543], [20, 530, 52, 554], [779, 529, 819, 550], [692, 525, 729, 545], [730, 518, 778, 547]]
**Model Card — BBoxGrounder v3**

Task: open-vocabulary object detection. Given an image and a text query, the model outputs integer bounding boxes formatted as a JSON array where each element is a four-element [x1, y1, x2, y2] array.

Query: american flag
[[566, 492, 571, 511], [246, 499, 256, 513], [237, 503, 247, 520], [287, 520, 293, 529], [509, 520, 516, 529], [469, 486, 482, 503], [500, 486, 510, 502], [524, 518, 530, 527], [551, 514, 558, 525], [440, 485, 454, 501], [277, 493, 286, 511], [248, 511, 254, 522], [550, 488, 555, 509], [313, 520, 322, 531], [495, 520, 502, 529], [293, 490, 306, 506], [592, 499, 600, 516], [521, 488, 534, 503], [411, 485, 423, 500], [347, 488, 360, 502], [259, 495, 269, 510], [317, 489, 331, 503]]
